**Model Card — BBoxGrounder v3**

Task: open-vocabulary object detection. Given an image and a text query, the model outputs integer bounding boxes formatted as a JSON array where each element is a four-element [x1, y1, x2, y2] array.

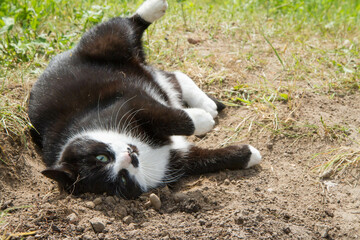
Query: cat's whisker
[[142, 168, 183, 183], [140, 172, 162, 185], [125, 121, 146, 136], [117, 109, 137, 133], [97, 94, 105, 130], [116, 110, 134, 133], [112, 96, 136, 132], [121, 108, 143, 134], [117, 108, 136, 133], [140, 170, 182, 185]]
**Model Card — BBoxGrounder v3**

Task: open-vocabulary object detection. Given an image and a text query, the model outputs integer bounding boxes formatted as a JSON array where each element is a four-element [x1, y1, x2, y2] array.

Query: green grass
[[0, 0, 359, 173]]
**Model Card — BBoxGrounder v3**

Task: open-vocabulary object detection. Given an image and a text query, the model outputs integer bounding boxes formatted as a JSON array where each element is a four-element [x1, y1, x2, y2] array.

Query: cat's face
[[42, 133, 148, 199]]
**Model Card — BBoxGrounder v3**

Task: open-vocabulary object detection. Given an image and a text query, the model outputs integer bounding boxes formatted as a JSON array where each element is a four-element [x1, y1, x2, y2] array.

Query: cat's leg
[[173, 71, 225, 118], [125, 96, 215, 137], [170, 144, 262, 174]]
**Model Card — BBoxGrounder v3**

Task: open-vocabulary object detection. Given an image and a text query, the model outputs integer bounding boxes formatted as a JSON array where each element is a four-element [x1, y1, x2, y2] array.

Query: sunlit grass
[[312, 147, 360, 178]]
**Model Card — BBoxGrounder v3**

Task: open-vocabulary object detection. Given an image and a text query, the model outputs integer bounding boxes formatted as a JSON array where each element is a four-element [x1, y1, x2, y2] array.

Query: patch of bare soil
[[1, 40, 360, 239], [1, 88, 360, 240]]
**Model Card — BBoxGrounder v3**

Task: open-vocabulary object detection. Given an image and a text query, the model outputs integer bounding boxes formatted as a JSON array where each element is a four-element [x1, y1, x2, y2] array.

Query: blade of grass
[[261, 31, 285, 69]]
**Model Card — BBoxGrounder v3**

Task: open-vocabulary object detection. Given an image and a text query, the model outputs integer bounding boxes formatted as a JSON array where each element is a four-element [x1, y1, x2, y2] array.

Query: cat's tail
[[135, 0, 168, 24], [170, 145, 262, 175], [75, 0, 168, 62]]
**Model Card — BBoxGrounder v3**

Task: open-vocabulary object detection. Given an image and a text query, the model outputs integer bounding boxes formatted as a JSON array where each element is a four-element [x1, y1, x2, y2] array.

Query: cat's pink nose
[[122, 153, 132, 167]]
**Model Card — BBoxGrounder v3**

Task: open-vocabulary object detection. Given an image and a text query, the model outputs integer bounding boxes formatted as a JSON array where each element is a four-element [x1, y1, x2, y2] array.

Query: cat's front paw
[[136, 0, 168, 23], [184, 108, 215, 135]]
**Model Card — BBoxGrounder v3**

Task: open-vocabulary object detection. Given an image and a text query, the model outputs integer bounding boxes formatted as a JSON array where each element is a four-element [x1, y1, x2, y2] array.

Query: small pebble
[[224, 179, 230, 185], [149, 193, 161, 210], [66, 213, 79, 224], [105, 196, 116, 205], [123, 215, 133, 224], [128, 223, 137, 230], [320, 169, 333, 179], [52, 225, 61, 232], [93, 197, 103, 205], [283, 227, 291, 234], [90, 218, 106, 233], [1, 200, 13, 210], [98, 233, 105, 239], [188, 38, 201, 44], [325, 210, 334, 218], [321, 228, 330, 238], [85, 201, 95, 209], [117, 206, 127, 218], [235, 217, 245, 225], [76, 225, 85, 233], [173, 192, 189, 203], [82, 234, 94, 240]]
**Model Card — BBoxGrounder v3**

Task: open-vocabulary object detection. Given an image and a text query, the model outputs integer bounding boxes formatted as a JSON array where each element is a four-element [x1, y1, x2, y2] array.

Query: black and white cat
[[28, 0, 261, 199]]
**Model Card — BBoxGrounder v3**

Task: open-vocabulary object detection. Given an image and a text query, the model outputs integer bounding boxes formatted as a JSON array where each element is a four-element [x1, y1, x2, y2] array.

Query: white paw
[[136, 0, 168, 23], [246, 145, 262, 168], [184, 108, 215, 135], [198, 97, 218, 118], [173, 71, 218, 118]]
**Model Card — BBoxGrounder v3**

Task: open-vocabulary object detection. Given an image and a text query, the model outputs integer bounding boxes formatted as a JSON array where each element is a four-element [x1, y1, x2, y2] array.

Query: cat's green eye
[[121, 176, 127, 185], [96, 154, 109, 163]]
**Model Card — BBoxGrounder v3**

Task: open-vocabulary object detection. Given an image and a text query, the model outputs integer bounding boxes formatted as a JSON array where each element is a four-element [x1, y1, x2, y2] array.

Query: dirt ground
[[1, 34, 360, 239]]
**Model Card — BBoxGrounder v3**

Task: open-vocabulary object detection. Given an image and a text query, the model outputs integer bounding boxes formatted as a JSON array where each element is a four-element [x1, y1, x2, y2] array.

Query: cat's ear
[[41, 166, 75, 187]]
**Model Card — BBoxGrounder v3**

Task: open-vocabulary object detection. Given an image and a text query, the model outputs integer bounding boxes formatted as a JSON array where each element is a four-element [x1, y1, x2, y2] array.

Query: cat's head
[[41, 131, 167, 199]]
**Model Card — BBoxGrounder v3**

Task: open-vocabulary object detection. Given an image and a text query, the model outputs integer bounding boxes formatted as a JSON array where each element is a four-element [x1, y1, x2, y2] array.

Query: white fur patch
[[174, 71, 218, 118], [246, 145, 262, 168], [170, 136, 191, 152], [153, 71, 183, 108], [184, 108, 215, 135], [140, 81, 168, 106], [136, 0, 168, 23]]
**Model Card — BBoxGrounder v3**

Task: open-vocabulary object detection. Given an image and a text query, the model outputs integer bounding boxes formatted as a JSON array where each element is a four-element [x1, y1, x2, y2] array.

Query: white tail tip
[[136, 0, 168, 23], [246, 145, 262, 168]]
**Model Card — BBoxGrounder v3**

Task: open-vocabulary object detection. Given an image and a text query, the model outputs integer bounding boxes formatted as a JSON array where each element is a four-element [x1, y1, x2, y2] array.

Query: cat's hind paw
[[184, 108, 215, 135], [246, 145, 262, 168], [197, 97, 218, 118], [136, 0, 168, 23]]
